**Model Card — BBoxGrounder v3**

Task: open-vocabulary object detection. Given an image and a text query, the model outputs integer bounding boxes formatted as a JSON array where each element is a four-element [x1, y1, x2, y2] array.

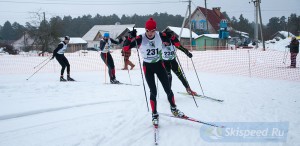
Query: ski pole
[[174, 50, 198, 107], [190, 58, 205, 96], [135, 40, 149, 112], [124, 54, 132, 84], [33, 56, 52, 69], [156, 76, 159, 99], [27, 58, 52, 80], [105, 53, 108, 83], [127, 67, 132, 84]]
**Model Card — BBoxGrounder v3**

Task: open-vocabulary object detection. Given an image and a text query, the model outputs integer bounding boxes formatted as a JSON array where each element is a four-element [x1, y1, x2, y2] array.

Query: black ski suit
[[100, 38, 121, 81], [123, 32, 177, 114], [52, 41, 70, 76]]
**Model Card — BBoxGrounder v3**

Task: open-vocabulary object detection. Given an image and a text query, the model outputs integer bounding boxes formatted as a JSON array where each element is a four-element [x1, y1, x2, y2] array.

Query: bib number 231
[[147, 48, 159, 56]]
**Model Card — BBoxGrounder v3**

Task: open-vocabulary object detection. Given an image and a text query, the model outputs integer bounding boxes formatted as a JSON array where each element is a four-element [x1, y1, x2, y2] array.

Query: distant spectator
[[121, 36, 135, 70], [288, 37, 299, 68]]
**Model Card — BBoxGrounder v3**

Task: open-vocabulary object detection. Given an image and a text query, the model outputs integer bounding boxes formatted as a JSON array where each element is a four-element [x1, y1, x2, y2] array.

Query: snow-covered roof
[[278, 31, 295, 38], [195, 34, 219, 39], [82, 24, 135, 41], [166, 26, 198, 39], [234, 30, 249, 36], [60, 37, 87, 44], [127, 27, 146, 36]]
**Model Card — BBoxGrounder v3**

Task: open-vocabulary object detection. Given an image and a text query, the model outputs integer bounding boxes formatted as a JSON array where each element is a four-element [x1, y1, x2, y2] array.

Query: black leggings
[[164, 59, 189, 88], [291, 53, 298, 67], [55, 54, 70, 76], [143, 61, 176, 114], [101, 52, 116, 80]]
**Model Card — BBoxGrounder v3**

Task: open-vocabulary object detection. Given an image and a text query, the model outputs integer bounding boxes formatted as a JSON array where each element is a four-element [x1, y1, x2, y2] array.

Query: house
[[13, 35, 87, 53], [186, 7, 228, 34], [12, 33, 35, 52], [59, 37, 87, 53], [82, 24, 135, 49], [163, 26, 198, 49], [195, 34, 230, 51], [271, 31, 295, 41]]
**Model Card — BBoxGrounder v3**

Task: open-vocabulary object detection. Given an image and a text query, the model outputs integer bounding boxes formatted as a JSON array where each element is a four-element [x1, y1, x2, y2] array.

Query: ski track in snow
[[0, 99, 131, 121]]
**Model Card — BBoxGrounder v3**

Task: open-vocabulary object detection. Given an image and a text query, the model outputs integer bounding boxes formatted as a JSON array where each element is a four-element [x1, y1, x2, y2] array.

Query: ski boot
[[130, 64, 135, 70], [110, 78, 120, 84], [152, 113, 159, 126], [67, 75, 75, 81], [186, 87, 197, 96], [60, 76, 67, 82], [171, 106, 186, 118]]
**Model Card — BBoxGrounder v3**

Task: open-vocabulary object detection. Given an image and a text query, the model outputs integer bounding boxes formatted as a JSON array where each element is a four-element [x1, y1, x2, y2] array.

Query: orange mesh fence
[[0, 49, 299, 81]]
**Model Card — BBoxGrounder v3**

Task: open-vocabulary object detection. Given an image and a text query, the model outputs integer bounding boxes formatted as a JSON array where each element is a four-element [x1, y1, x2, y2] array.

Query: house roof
[[119, 27, 198, 39], [190, 7, 227, 32], [196, 34, 219, 39], [127, 27, 146, 36], [60, 37, 87, 44], [195, 34, 231, 39], [272, 31, 295, 39], [165, 26, 198, 39], [82, 24, 135, 41]]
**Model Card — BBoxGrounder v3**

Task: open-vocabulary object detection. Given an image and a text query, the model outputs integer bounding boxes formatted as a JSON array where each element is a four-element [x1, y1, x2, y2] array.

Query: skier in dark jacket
[[162, 29, 197, 96], [51, 36, 75, 81], [288, 37, 299, 68], [100, 32, 122, 84], [123, 18, 186, 126]]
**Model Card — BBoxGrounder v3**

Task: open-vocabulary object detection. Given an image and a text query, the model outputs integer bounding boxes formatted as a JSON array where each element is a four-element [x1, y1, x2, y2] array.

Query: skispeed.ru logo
[[200, 122, 289, 142]]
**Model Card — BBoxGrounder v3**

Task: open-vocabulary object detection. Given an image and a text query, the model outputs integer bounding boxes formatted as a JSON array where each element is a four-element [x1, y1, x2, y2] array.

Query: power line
[[0, 0, 181, 5]]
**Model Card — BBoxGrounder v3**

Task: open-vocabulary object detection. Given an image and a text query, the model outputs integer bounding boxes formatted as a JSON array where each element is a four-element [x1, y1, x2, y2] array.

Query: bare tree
[[26, 10, 59, 55]]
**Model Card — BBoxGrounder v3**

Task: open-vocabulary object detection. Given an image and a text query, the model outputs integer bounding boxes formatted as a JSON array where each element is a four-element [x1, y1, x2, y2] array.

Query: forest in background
[[0, 11, 299, 53]]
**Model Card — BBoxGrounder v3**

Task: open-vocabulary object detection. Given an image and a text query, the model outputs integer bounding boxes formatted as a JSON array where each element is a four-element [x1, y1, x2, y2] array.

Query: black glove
[[165, 30, 174, 38], [118, 37, 123, 44], [129, 27, 137, 38], [187, 52, 193, 58]]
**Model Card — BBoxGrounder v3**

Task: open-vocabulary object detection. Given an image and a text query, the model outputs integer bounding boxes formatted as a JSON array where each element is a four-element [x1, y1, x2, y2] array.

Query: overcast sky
[[0, 0, 299, 26]]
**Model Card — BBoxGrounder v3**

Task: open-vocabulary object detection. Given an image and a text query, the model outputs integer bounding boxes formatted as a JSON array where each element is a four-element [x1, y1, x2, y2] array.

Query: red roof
[[191, 7, 227, 32]]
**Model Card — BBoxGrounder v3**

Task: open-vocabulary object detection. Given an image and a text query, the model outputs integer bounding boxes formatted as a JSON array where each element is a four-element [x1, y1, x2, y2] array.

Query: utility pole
[[23, 31, 26, 51], [205, 0, 208, 32], [43, 12, 48, 54], [287, 17, 290, 37], [180, 0, 193, 51], [188, 0, 192, 51], [250, 0, 264, 50], [257, 0, 265, 50], [252, 0, 259, 49]]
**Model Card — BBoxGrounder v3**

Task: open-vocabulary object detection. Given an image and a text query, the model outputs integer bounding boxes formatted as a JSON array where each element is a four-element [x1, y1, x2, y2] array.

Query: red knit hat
[[145, 17, 156, 30]]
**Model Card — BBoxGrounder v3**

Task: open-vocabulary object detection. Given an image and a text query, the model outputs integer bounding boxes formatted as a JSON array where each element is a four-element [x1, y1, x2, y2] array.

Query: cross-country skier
[[123, 18, 186, 126], [162, 29, 197, 96], [51, 36, 75, 81], [100, 32, 122, 84]]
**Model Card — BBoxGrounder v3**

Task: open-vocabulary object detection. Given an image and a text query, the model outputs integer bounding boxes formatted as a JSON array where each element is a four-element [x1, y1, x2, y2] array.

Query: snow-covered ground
[[0, 68, 299, 146], [0, 37, 299, 146]]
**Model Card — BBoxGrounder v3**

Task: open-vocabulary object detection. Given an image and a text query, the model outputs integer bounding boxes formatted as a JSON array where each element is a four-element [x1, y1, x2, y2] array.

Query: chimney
[[212, 7, 221, 17]]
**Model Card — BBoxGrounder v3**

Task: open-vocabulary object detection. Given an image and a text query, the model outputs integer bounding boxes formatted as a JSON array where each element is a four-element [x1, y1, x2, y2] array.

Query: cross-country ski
[[177, 92, 224, 102]]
